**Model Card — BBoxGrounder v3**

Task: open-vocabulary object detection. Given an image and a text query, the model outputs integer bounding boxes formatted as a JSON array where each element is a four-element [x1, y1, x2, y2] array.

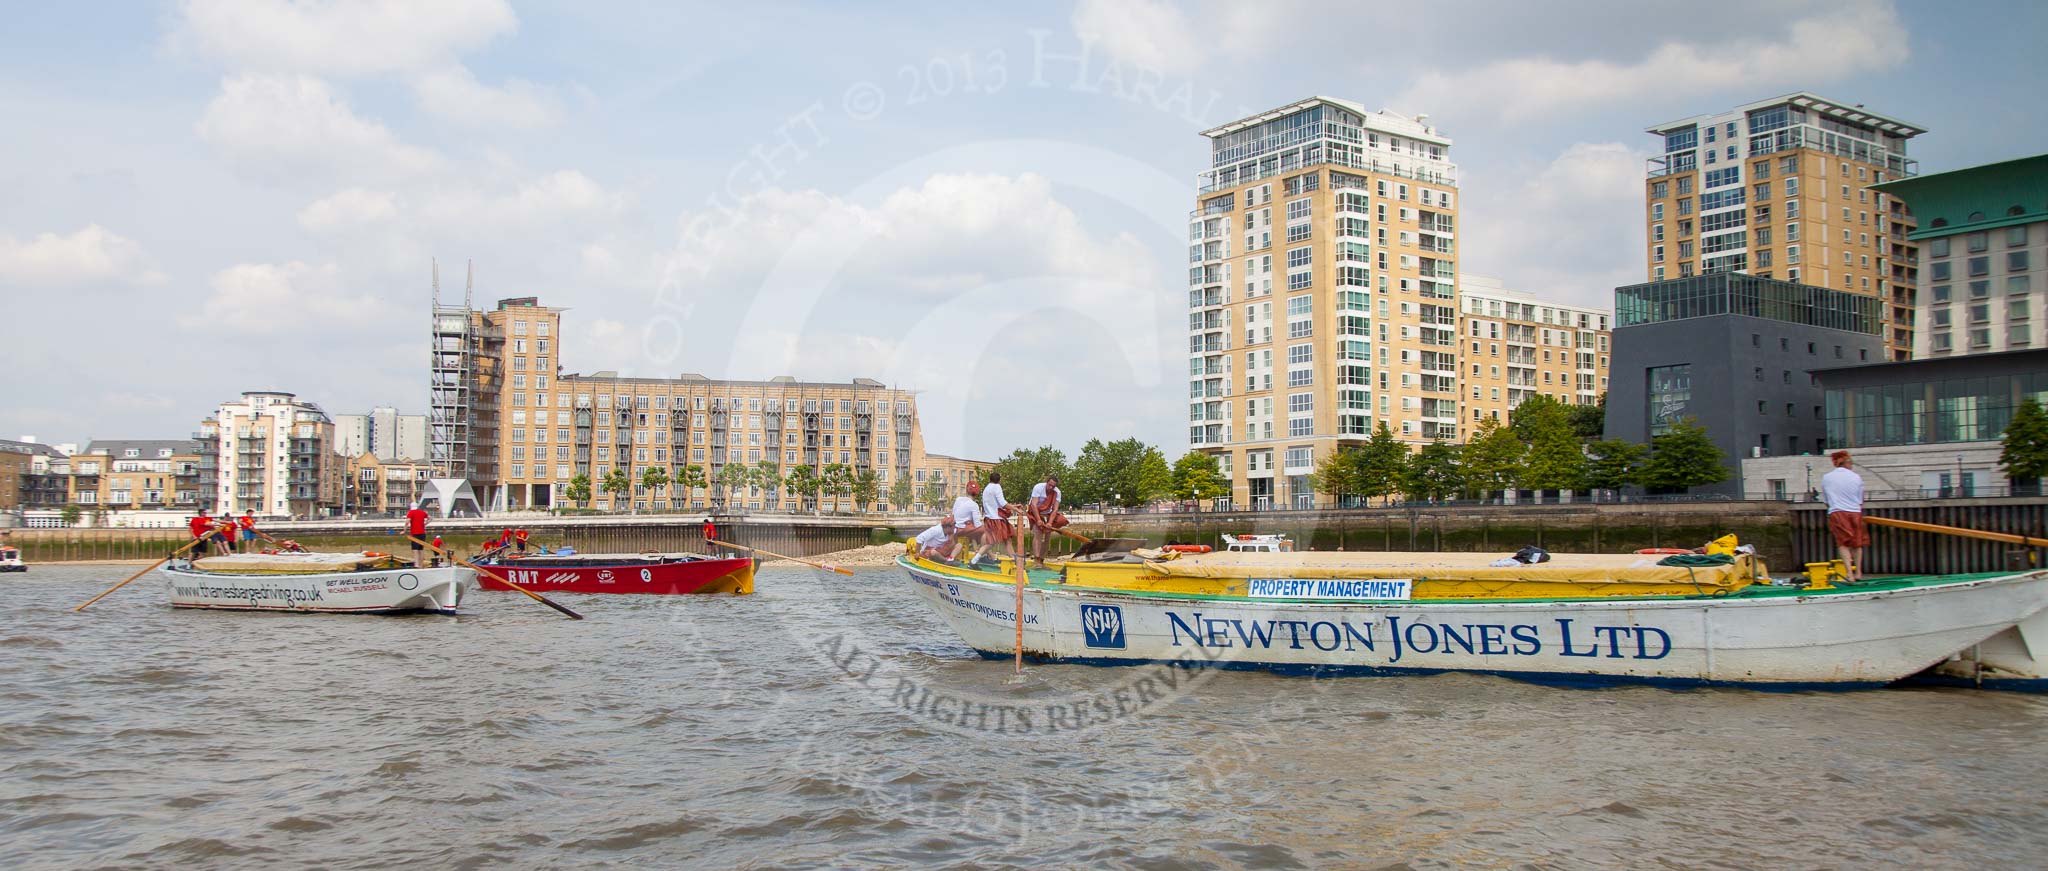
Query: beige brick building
[[433, 296, 987, 513], [63, 440, 207, 519], [1645, 93, 1925, 360], [1457, 276, 1610, 425], [1191, 96, 1462, 509], [344, 453, 435, 516]]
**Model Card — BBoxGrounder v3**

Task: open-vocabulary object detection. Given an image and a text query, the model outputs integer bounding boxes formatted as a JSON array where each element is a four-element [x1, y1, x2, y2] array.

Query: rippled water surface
[[5, 563, 2048, 869]]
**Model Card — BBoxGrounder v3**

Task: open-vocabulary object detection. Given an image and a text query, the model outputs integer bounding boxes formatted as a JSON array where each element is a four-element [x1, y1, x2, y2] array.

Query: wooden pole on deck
[[1014, 510, 1027, 673]]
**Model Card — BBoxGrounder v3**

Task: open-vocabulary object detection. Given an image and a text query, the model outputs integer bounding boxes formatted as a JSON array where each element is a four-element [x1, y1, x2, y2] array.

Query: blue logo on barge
[[1081, 604, 1126, 649]]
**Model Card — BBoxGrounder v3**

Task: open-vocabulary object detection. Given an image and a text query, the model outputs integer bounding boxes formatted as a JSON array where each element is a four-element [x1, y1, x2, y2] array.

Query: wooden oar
[[410, 536, 583, 620], [74, 520, 233, 612], [707, 539, 854, 575], [1864, 516, 2048, 548], [1052, 526, 1093, 545]]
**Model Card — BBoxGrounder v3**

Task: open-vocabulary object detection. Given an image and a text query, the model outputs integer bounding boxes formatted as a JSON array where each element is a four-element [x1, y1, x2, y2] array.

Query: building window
[[1646, 364, 1691, 437]]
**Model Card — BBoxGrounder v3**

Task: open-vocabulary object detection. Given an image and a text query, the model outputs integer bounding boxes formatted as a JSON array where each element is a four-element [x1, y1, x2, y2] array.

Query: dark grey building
[[1606, 273, 1887, 494]]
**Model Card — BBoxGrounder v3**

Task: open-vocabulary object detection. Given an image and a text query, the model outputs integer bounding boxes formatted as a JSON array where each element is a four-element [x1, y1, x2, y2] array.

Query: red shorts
[[1827, 511, 1869, 548], [983, 516, 1013, 539], [1030, 511, 1069, 531]]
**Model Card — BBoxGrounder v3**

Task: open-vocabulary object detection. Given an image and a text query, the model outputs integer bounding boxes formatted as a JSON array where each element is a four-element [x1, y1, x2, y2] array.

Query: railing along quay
[[1792, 498, 2048, 575]]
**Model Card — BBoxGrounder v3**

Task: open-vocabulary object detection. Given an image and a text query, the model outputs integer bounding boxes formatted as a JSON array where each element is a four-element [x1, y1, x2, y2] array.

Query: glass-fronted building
[[1616, 273, 1884, 334], [1607, 273, 1888, 494], [1821, 349, 2048, 448]]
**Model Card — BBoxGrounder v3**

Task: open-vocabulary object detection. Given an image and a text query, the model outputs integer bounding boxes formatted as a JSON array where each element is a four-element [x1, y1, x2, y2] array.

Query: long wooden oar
[[707, 539, 854, 575], [1865, 516, 2048, 548], [410, 536, 583, 620], [75, 521, 233, 612], [1053, 526, 1093, 544]]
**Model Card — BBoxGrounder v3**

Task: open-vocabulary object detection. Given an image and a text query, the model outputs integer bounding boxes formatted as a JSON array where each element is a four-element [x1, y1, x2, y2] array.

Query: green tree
[[888, 474, 915, 512], [852, 469, 880, 511], [715, 462, 751, 507], [1640, 417, 1729, 492], [564, 474, 592, 507], [676, 464, 707, 509], [1355, 422, 1411, 505], [2001, 399, 2048, 492], [920, 478, 948, 510], [1310, 446, 1360, 503], [990, 446, 1070, 502], [1403, 441, 1465, 502], [639, 466, 670, 512], [1518, 401, 1587, 496], [1071, 437, 1172, 507], [1170, 452, 1230, 503], [784, 465, 820, 513], [820, 463, 853, 510], [1462, 417, 1524, 500], [1569, 394, 1608, 441], [1508, 394, 1571, 444], [599, 468, 632, 510], [1583, 438, 1647, 494], [753, 461, 784, 509], [60, 504, 82, 526]]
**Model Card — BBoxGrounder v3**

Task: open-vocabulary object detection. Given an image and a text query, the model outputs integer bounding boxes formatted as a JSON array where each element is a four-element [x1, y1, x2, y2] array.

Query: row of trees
[[1313, 395, 1728, 503], [561, 460, 911, 513], [990, 438, 1230, 509]]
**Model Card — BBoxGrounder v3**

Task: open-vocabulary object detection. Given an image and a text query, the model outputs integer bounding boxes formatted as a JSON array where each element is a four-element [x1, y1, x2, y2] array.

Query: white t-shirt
[[914, 524, 951, 549], [1821, 466, 1864, 513], [951, 495, 984, 527], [1029, 482, 1058, 510], [982, 481, 1007, 517]]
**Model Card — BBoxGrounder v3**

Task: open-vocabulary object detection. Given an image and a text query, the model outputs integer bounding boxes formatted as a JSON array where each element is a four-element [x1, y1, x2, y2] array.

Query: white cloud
[[412, 64, 562, 129], [181, 261, 394, 331], [671, 172, 1154, 305], [1071, 0, 1201, 76], [0, 224, 156, 286], [169, 0, 518, 76], [196, 75, 441, 184], [1460, 142, 1650, 308], [1394, 0, 1909, 122], [297, 188, 399, 232], [407, 170, 632, 240]]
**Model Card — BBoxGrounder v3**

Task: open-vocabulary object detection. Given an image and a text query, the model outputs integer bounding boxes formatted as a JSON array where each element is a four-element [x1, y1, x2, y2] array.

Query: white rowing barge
[[162, 552, 471, 614], [900, 550, 2048, 689]]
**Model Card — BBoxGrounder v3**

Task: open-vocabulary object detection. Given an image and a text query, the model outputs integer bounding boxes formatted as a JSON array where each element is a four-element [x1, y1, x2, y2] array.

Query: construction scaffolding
[[429, 261, 477, 482]]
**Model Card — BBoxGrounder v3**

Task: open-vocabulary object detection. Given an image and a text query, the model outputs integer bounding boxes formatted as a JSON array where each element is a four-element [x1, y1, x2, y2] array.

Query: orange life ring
[[364, 551, 389, 557], [1163, 544, 1212, 554]]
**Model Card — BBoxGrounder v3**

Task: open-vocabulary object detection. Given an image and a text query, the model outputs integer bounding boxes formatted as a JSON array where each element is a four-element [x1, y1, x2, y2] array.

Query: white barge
[[901, 549, 2048, 689], [162, 552, 471, 614]]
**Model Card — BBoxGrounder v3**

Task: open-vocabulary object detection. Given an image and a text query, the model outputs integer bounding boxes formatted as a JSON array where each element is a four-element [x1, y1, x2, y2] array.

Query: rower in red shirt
[[407, 502, 430, 567], [237, 510, 257, 554], [514, 528, 530, 553], [188, 509, 215, 553]]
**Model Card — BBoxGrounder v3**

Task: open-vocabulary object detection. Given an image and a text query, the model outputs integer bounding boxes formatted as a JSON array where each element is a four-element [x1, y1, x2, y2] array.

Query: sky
[[3, 0, 2044, 462]]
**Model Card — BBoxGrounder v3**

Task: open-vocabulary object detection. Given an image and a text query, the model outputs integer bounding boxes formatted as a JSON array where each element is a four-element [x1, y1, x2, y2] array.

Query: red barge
[[477, 552, 756, 595]]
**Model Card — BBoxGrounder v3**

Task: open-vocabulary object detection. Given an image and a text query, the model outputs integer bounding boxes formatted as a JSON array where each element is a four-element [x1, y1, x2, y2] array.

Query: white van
[[1221, 534, 1294, 553]]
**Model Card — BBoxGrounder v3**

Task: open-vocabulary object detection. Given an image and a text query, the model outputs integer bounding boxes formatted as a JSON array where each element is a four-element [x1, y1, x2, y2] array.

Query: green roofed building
[[1872, 153, 2048, 358]]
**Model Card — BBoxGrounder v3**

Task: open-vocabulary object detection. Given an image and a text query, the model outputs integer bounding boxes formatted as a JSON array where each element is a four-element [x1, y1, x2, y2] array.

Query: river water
[[4, 563, 2046, 869]]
